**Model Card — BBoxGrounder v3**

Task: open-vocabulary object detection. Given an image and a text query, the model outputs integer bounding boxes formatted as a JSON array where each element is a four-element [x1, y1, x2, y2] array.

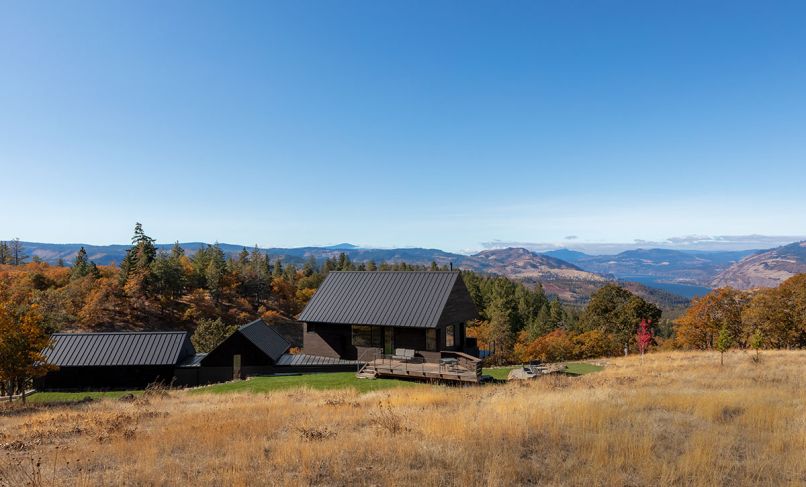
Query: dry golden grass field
[[2, 351, 805, 486]]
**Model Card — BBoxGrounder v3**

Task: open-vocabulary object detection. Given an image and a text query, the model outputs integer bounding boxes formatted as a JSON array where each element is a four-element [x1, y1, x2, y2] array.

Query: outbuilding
[[36, 331, 196, 390]]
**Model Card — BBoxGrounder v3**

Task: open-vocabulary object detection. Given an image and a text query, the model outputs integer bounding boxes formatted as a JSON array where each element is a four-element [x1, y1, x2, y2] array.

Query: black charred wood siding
[[36, 365, 178, 390], [437, 276, 478, 327], [303, 322, 351, 359], [201, 333, 276, 367]]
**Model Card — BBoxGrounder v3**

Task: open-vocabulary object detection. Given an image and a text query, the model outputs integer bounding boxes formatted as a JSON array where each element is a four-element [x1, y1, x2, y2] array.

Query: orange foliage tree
[[0, 302, 53, 403], [675, 288, 748, 350]]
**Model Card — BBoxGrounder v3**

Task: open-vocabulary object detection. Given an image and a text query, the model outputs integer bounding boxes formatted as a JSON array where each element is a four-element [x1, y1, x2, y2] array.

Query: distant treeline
[[3, 224, 802, 366]]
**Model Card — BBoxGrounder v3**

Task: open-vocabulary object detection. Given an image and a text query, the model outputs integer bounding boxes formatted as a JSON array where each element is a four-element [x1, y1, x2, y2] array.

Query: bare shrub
[[369, 400, 409, 435], [297, 426, 335, 442]]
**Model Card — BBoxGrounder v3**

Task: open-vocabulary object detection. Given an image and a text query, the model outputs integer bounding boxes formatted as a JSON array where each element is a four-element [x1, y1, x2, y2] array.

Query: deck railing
[[440, 351, 483, 378]]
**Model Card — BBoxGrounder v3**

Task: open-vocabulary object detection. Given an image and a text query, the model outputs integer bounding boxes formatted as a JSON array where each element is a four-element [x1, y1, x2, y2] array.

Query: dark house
[[175, 319, 359, 385], [175, 319, 293, 385], [201, 319, 291, 367], [37, 320, 360, 391], [299, 271, 479, 362], [37, 331, 196, 390]]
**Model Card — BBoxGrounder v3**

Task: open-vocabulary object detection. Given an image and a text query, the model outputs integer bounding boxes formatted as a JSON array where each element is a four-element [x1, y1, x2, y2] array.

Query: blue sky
[[1, 1, 805, 252]]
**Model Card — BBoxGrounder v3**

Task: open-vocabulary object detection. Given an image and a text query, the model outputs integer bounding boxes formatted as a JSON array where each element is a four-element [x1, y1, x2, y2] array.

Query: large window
[[352, 325, 382, 348], [446, 324, 455, 347], [426, 329, 437, 352]]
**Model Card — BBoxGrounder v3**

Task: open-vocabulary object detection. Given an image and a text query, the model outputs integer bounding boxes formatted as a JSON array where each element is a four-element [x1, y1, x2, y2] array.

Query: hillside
[[463, 247, 606, 282], [712, 241, 806, 289], [4, 351, 804, 485], [15, 241, 699, 305], [569, 248, 754, 286]]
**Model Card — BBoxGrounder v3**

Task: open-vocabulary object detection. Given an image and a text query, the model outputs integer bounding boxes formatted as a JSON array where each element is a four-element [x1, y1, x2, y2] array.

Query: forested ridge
[[2, 224, 805, 368]]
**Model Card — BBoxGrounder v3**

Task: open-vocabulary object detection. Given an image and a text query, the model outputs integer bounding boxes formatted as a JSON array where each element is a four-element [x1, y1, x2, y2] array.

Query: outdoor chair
[[392, 348, 416, 362]]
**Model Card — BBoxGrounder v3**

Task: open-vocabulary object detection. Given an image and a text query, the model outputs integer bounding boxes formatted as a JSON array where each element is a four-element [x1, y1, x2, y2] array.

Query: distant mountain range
[[14, 239, 806, 301]]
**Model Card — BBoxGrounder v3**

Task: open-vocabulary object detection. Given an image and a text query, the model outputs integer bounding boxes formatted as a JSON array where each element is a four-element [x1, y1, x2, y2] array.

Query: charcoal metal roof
[[44, 332, 195, 367], [297, 271, 478, 328], [275, 353, 360, 366], [178, 353, 208, 367], [236, 319, 291, 362]]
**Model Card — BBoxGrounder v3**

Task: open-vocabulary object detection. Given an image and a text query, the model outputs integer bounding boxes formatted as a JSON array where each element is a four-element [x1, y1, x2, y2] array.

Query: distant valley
[[14, 239, 806, 304]]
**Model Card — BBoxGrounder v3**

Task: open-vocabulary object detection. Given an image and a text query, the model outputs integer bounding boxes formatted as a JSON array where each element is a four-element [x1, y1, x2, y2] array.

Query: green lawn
[[482, 367, 519, 380], [564, 362, 604, 376], [25, 363, 604, 403], [483, 362, 603, 380], [25, 390, 143, 404], [190, 372, 419, 395]]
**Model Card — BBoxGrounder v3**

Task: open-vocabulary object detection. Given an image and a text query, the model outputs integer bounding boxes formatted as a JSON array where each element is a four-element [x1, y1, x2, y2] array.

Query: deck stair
[[356, 363, 377, 379]]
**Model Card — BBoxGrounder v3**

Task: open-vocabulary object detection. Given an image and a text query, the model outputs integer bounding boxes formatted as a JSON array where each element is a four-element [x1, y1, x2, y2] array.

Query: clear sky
[[1, 1, 805, 252]]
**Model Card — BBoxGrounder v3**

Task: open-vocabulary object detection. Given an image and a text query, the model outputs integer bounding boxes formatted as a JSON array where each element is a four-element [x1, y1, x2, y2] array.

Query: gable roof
[[298, 271, 478, 328], [44, 331, 195, 367], [235, 319, 291, 362]]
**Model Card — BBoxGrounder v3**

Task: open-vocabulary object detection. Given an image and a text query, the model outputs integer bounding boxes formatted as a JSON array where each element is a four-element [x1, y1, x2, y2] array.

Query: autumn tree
[[675, 288, 748, 350], [515, 329, 574, 363], [742, 275, 806, 349], [636, 319, 653, 356], [0, 302, 52, 403], [578, 284, 661, 352]]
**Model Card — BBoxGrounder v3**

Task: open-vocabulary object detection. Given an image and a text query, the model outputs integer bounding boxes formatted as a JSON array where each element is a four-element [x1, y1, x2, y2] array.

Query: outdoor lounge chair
[[392, 348, 416, 362]]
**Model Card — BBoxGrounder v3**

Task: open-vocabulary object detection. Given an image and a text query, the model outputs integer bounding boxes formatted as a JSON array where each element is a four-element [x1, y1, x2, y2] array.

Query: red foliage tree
[[636, 319, 653, 356]]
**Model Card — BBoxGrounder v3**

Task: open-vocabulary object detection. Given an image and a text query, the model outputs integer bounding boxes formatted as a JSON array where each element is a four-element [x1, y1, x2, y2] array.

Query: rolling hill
[[711, 241, 806, 289], [13, 240, 720, 306]]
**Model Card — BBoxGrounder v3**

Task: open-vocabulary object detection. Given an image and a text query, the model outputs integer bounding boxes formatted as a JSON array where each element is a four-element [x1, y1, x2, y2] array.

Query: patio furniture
[[392, 348, 416, 362], [440, 357, 459, 371]]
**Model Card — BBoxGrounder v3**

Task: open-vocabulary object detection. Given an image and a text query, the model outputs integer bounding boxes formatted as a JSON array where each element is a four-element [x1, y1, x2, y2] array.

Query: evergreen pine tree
[[303, 256, 317, 277], [89, 262, 101, 279], [70, 246, 91, 279], [170, 241, 185, 259], [272, 259, 284, 278]]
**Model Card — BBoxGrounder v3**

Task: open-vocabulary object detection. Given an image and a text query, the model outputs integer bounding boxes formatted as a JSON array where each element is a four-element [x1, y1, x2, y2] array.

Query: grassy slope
[[190, 372, 418, 394], [484, 362, 604, 380], [3, 351, 803, 485], [26, 362, 604, 403], [25, 390, 143, 404]]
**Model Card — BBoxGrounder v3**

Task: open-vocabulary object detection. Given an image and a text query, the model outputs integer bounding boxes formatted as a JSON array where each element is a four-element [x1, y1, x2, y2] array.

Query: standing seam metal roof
[[297, 271, 463, 328], [43, 332, 194, 367], [235, 319, 291, 362]]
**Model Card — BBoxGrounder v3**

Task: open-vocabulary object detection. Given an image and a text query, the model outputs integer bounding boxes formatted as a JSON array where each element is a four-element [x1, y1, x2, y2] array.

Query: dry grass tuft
[[1, 350, 805, 486]]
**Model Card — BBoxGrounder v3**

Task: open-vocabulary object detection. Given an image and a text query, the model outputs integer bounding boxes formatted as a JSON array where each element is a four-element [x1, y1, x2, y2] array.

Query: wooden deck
[[359, 352, 482, 383]]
